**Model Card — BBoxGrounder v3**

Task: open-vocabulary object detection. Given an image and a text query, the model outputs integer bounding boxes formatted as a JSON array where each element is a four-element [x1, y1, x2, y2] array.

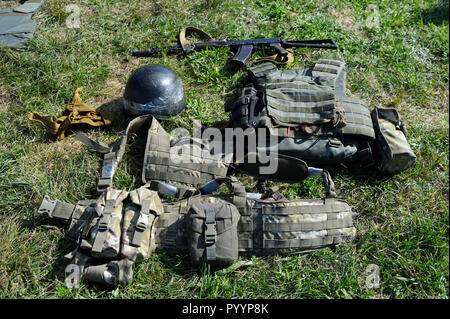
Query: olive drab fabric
[[142, 115, 228, 197], [148, 172, 356, 258], [28, 88, 114, 141], [371, 107, 416, 175], [90, 115, 228, 197], [247, 60, 375, 140], [186, 202, 240, 266], [225, 59, 416, 172], [38, 171, 356, 287]]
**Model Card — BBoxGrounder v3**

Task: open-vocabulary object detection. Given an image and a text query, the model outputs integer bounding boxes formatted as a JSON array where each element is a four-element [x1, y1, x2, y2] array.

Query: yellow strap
[[28, 88, 114, 140], [178, 27, 214, 52], [252, 48, 295, 66]]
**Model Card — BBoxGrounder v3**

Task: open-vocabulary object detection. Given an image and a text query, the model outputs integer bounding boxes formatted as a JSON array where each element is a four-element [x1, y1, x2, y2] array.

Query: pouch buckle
[[38, 196, 57, 217], [136, 214, 149, 232], [204, 209, 217, 244], [205, 223, 216, 244]]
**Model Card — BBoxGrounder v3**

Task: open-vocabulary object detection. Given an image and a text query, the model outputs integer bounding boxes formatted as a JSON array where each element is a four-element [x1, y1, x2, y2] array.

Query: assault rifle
[[131, 27, 338, 69]]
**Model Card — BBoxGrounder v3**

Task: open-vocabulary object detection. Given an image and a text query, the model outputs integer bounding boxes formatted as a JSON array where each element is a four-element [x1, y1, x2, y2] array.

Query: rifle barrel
[[131, 38, 337, 57]]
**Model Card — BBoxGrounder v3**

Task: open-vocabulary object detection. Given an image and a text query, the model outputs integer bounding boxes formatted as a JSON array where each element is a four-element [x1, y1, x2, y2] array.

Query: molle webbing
[[248, 60, 375, 140], [143, 117, 228, 190], [152, 204, 187, 253], [312, 59, 346, 96], [239, 198, 355, 254], [265, 85, 336, 126], [94, 115, 228, 195], [250, 61, 341, 126], [339, 97, 375, 139]]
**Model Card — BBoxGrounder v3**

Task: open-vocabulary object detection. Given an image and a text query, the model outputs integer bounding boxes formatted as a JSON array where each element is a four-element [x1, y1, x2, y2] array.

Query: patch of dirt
[[329, 7, 368, 39], [0, 89, 13, 113], [398, 88, 449, 129]]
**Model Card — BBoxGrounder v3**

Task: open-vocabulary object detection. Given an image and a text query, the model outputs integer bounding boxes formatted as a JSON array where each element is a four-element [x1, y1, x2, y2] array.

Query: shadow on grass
[[416, 0, 449, 25]]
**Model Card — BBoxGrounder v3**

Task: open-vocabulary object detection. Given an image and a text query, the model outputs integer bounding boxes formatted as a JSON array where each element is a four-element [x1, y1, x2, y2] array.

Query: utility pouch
[[371, 107, 416, 175], [186, 202, 240, 267], [225, 84, 262, 128], [79, 188, 129, 259], [243, 170, 356, 255], [120, 187, 163, 262]]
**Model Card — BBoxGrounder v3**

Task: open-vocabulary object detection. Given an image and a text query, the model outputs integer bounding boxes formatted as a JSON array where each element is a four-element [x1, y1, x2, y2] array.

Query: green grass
[[0, 0, 448, 299]]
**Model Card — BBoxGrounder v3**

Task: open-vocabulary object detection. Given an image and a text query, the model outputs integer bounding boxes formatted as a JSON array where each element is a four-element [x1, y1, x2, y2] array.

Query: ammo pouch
[[371, 107, 416, 175], [151, 172, 356, 262], [120, 187, 163, 262], [38, 187, 163, 261], [186, 202, 240, 267], [80, 189, 128, 259], [67, 188, 129, 259]]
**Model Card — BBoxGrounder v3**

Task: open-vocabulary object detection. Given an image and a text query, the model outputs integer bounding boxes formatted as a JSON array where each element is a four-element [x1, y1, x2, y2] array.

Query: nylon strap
[[145, 155, 227, 176], [205, 209, 217, 261], [146, 170, 213, 186], [97, 152, 116, 192], [131, 199, 151, 247], [74, 132, 110, 154], [262, 202, 350, 215], [27, 88, 113, 141], [179, 27, 214, 53], [263, 235, 339, 249], [91, 199, 115, 253], [263, 217, 353, 232], [94, 115, 153, 193]]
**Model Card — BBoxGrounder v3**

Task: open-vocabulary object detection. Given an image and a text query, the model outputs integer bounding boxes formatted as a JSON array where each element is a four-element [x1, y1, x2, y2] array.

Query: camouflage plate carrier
[[226, 59, 415, 175]]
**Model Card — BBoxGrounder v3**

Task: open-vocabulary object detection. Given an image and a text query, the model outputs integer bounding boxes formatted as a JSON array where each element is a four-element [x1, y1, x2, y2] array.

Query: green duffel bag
[[186, 201, 240, 267], [371, 107, 416, 175]]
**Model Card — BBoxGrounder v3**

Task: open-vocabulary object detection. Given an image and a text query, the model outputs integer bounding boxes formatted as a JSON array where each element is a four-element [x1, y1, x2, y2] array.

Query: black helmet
[[123, 64, 186, 118]]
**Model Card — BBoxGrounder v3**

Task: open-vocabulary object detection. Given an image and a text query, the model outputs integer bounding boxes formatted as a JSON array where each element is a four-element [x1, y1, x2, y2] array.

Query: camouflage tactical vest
[[226, 59, 377, 169], [93, 115, 228, 198]]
